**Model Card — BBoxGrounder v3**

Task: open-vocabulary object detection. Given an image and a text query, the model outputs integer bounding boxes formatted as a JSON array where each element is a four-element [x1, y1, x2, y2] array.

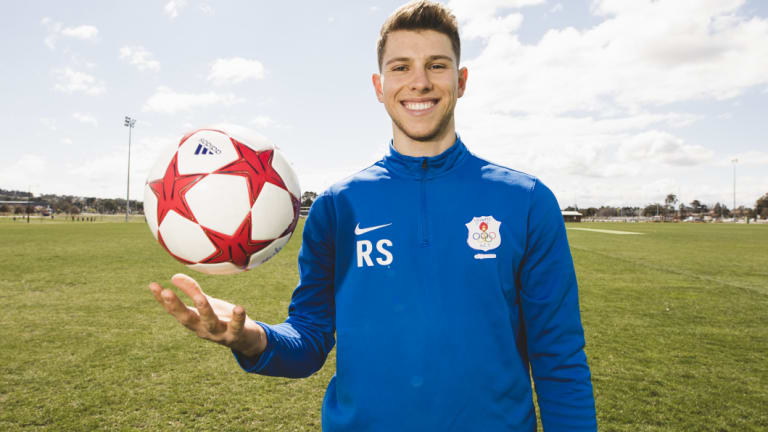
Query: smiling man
[[149, 1, 596, 430], [372, 27, 464, 152]]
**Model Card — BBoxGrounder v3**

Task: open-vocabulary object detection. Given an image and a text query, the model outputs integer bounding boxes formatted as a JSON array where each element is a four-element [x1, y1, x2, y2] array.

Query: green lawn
[[569, 223, 768, 431], [0, 221, 766, 430]]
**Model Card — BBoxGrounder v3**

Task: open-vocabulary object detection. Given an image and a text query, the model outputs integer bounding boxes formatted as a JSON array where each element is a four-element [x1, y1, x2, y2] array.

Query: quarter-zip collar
[[381, 135, 469, 180]]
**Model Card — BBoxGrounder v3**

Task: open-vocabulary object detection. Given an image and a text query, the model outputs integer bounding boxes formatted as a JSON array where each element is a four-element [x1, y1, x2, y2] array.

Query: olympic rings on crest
[[472, 231, 497, 242]]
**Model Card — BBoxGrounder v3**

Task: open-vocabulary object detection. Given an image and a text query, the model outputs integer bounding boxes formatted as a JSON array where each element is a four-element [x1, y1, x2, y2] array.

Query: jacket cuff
[[231, 321, 275, 373]]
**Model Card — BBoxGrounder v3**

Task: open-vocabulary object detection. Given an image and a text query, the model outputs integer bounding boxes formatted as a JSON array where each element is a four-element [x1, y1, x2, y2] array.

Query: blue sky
[[1, 0, 766, 209]]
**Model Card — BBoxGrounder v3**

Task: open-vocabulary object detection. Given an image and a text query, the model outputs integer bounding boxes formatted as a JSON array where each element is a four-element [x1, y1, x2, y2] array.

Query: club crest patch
[[465, 216, 502, 252]]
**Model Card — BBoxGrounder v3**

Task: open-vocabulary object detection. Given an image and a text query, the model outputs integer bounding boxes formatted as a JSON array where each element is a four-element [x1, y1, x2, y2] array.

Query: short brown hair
[[376, 1, 461, 70]]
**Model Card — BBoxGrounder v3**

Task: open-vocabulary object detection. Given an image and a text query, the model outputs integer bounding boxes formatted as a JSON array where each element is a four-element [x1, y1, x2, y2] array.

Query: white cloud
[[44, 35, 57, 50], [60, 25, 98, 40], [54, 68, 106, 95], [207, 57, 266, 86], [120, 46, 160, 72], [142, 86, 243, 114], [449, 0, 541, 39], [72, 112, 98, 127], [199, 4, 214, 15], [40, 118, 58, 131], [370, 6, 380, 13], [467, 13, 523, 39], [69, 135, 178, 199], [41, 18, 98, 49], [617, 131, 713, 166], [328, 16, 336, 23], [448, 0, 768, 206], [61, 138, 73, 145], [550, 3, 563, 13], [449, 0, 545, 17], [250, 115, 277, 128], [41, 17, 61, 50], [164, 0, 188, 19], [459, 0, 768, 116], [0, 155, 48, 191]]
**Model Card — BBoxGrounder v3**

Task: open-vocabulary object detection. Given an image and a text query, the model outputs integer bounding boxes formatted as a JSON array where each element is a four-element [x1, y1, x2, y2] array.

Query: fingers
[[229, 305, 246, 336], [172, 274, 226, 333], [194, 295, 224, 334], [149, 282, 164, 304], [159, 286, 200, 329], [171, 273, 205, 300], [149, 277, 240, 346]]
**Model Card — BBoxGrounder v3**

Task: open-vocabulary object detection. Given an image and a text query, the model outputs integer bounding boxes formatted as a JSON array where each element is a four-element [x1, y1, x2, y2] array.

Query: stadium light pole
[[732, 158, 738, 215], [124, 116, 137, 223]]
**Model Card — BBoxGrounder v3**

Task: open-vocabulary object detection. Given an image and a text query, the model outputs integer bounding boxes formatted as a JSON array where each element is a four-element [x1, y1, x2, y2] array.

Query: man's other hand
[[149, 273, 266, 357]]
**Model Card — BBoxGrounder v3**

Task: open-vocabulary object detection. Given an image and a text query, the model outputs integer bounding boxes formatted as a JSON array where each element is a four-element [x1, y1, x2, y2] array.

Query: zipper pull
[[422, 158, 428, 169]]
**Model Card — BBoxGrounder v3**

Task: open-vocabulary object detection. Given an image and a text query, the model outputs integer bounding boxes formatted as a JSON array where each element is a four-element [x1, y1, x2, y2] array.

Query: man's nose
[[409, 67, 433, 92]]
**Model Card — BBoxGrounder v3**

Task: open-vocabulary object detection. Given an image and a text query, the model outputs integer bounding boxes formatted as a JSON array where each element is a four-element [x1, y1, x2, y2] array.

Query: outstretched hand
[[149, 273, 266, 357]]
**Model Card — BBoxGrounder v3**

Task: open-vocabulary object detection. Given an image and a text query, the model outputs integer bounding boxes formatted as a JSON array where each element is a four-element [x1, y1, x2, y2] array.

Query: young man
[[149, 1, 597, 430]]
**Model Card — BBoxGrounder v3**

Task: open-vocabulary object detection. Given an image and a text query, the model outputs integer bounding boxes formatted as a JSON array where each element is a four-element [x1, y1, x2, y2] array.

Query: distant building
[[562, 210, 582, 223]]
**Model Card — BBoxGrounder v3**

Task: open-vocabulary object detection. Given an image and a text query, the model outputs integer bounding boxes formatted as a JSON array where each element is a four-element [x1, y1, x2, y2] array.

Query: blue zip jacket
[[234, 136, 597, 431]]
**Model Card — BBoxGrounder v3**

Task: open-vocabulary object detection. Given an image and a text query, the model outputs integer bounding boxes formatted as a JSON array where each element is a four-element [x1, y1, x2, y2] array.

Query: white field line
[[567, 228, 644, 235], [570, 244, 767, 295]]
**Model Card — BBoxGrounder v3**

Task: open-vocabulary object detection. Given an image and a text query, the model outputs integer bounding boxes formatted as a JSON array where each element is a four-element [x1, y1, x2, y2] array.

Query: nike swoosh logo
[[354, 223, 392, 235]]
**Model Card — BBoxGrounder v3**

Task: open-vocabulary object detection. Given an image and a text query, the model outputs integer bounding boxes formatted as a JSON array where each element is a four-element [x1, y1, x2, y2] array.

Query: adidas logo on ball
[[194, 138, 221, 155]]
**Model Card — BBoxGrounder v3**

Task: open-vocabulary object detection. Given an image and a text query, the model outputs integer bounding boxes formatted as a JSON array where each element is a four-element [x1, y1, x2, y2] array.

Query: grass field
[[0, 221, 766, 431]]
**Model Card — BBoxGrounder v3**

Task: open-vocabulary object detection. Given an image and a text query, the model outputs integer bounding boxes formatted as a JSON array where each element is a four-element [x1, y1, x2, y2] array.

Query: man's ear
[[372, 73, 384, 103], [457, 66, 468, 98]]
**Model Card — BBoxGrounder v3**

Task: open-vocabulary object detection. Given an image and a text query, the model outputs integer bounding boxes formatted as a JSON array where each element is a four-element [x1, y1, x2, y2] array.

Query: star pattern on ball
[[201, 215, 271, 268], [148, 153, 205, 224], [215, 141, 289, 203], [146, 129, 302, 274]]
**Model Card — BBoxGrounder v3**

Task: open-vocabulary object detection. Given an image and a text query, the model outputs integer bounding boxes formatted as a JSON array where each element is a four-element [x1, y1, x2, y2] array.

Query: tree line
[[4, 188, 767, 221], [0, 189, 142, 216], [565, 192, 768, 220]]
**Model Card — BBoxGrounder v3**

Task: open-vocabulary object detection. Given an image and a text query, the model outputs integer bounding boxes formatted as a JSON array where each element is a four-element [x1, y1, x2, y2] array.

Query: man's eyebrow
[[384, 57, 412, 66], [384, 55, 455, 66], [427, 55, 454, 63]]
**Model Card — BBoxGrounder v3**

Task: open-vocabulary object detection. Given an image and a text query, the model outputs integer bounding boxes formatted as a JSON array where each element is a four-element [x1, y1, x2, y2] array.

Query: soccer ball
[[143, 126, 300, 275]]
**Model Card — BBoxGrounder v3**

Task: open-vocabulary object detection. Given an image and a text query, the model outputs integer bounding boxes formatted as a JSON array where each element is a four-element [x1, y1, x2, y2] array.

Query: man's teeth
[[404, 101, 435, 110]]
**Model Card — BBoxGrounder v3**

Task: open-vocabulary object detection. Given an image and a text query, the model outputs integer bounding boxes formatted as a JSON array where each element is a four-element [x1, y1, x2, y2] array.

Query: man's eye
[[430, 63, 447, 70], [392, 65, 407, 72]]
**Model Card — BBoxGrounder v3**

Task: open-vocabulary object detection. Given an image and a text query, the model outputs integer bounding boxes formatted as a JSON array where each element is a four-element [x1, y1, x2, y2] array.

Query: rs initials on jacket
[[354, 223, 394, 267]]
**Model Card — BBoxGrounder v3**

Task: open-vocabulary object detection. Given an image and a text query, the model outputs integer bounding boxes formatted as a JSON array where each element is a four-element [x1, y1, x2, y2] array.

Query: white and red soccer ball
[[144, 126, 300, 275]]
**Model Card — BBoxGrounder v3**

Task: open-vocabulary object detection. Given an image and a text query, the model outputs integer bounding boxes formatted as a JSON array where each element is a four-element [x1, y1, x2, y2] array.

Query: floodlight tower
[[124, 116, 137, 223], [732, 158, 738, 215]]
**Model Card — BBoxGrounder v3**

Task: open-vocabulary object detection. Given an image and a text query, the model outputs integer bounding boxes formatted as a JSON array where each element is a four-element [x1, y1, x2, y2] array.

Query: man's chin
[[393, 114, 454, 144], [397, 124, 444, 143], [408, 130, 441, 142]]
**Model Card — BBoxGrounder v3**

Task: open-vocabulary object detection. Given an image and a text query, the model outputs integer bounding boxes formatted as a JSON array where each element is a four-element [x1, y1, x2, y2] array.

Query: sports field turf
[[0, 220, 766, 430]]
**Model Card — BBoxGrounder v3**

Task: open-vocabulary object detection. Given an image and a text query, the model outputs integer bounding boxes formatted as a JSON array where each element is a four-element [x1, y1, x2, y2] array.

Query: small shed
[[562, 210, 582, 223]]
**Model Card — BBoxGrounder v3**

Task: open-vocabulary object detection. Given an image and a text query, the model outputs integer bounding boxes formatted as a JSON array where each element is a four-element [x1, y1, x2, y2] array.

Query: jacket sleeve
[[518, 179, 597, 431], [232, 191, 336, 378]]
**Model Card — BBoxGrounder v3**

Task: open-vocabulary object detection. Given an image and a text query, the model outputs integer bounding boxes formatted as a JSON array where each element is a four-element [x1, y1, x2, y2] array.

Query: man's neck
[[392, 124, 457, 158]]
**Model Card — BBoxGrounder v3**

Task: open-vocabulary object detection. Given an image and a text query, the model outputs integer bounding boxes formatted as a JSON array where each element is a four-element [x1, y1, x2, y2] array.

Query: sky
[[1, 0, 766, 209]]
